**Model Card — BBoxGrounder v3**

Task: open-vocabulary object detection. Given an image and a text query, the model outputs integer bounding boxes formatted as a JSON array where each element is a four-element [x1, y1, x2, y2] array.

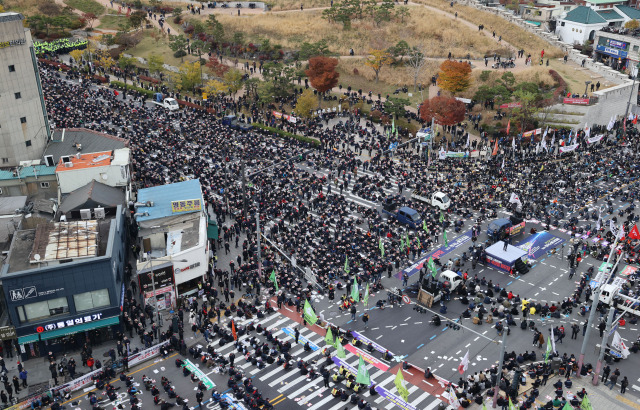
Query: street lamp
[[139, 256, 188, 328], [623, 61, 640, 124], [584, 80, 592, 96]]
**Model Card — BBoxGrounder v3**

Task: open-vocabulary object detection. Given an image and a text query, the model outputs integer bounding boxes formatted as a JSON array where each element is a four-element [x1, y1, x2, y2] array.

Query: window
[[40, 182, 50, 188], [17, 297, 69, 322], [561, 22, 565, 26], [25, 140, 31, 147], [20, 117, 26, 124], [14, 92, 21, 99], [1, 158, 8, 164], [73, 289, 110, 312], [634, 45, 639, 52], [8, 65, 15, 72]]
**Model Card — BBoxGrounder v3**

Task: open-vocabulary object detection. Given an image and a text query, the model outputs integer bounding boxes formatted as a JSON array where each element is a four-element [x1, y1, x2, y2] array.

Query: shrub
[[174, 15, 182, 24], [353, 68, 359, 75], [110, 81, 155, 99], [174, 50, 187, 58], [176, 99, 216, 115], [252, 124, 321, 146], [139, 75, 160, 84], [93, 75, 108, 83], [38, 58, 71, 71]]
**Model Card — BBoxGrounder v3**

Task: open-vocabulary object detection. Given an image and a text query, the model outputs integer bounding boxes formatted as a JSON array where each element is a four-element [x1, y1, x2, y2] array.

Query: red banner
[[563, 98, 590, 105], [499, 102, 522, 109]]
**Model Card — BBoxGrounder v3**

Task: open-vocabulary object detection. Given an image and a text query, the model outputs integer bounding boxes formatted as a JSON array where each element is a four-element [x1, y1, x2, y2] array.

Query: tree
[[419, 96, 466, 126], [299, 40, 331, 60], [305, 56, 340, 107], [170, 62, 202, 93], [28, 15, 53, 36], [437, 60, 472, 95], [262, 62, 296, 100], [625, 19, 640, 29], [391, 40, 410, 63], [294, 89, 316, 119], [0, 5, 4, 13], [129, 10, 147, 30], [244, 78, 260, 98], [406, 45, 427, 92], [384, 96, 409, 119], [169, 34, 188, 61], [96, 50, 116, 70], [224, 69, 244, 98], [69, 49, 84, 65], [148, 53, 164, 77], [206, 14, 225, 45], [204, 79, 229, 97], [365, 49, 393, 83], [38, 1, 63, 17], [511, 89, 542, 133], [395, 6, 409, 22], [83, 12, 97, 29], [500, 71, 516, 90], [206, 57, 229, 77]]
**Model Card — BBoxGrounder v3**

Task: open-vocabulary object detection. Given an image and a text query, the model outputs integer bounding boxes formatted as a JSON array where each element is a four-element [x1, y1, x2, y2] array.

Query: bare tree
[[406, 45, 428, 94]]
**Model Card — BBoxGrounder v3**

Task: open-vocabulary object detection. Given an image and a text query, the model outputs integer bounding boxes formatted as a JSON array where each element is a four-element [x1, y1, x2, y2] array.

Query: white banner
[[612, 331, 630, 358], [559, 143, 579, 153], [438, 148, 446, 160], [587, 134, 605, 144], [129, 340, 171, 367]]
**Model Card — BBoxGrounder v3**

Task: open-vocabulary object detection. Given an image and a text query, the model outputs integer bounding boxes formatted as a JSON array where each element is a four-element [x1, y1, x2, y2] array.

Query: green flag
[[336, 339, 346, 358], [443, 230, 448, 247], [580, 395, 592, 410], [562, 402, 573, 410], [439, 211, 444, 223], [508, 398, 517, 410], [427, 257, 437, 278], [405, 232, 410, 248], [351, 276, 360, 302], [325, 327, 334, 346], [303, 300, 318, 326], [422, 219, 429, 234], [344, 255, 350, 274], [400, 236, 405, 251], [394, 368, 409, 402], [544, 335, 553, 363], [395, 128, 399, 139], [379, 238, 384, 258], [392, 118, 395, 133], [416, 236, 421, 249], [355, 355, 371, 385], [482, 404, 489, 410], [269, 270, 278, 292], [363, 284, 369, 307]]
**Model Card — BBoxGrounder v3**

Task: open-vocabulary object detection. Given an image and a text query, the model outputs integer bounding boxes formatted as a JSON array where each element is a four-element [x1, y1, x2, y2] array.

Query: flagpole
[[491, 331, 508, 408]]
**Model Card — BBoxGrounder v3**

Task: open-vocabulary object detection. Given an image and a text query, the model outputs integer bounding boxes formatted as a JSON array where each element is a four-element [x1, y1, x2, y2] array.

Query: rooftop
[[0, 12, 24, 23], [0, 197, 27, 215], [55, 151, 113, 172], [563, 6, 606, 24], [7, 219, 111, 273], [597, 9, 623, 20], [586, 0, 624, 4], [44, 128, 127, 164], [0, 165, 56, 181], [615, 5, 640, 20], [136, 179, 203, 223], [59, 181, 125, 214]]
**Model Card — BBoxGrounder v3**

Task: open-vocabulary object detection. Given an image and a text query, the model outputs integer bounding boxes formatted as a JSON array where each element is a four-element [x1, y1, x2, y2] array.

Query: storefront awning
[[18, 315, 120, 344], [207, 219, 219, 240]]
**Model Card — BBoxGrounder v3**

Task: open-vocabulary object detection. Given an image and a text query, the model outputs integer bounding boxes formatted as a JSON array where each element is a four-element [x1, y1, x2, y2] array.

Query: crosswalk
[[201, 312, 443, 410]]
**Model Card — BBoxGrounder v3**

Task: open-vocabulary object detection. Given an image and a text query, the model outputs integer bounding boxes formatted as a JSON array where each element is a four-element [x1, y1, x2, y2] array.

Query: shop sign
[[0, 326, 16, 341], [9, 286, 64, 301], [596, 45, 627, 58], [170, 198, 202, 213], [174, 261, 200, 275], [35, 312, 104, 333]]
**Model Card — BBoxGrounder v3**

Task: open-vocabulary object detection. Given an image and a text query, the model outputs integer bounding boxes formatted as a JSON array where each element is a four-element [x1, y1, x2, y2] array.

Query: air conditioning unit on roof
[[80, 209, 92, 220]]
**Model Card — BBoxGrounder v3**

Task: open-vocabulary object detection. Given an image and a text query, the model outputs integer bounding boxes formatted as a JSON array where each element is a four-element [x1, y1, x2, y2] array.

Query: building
[[593, 28, 640, 74], [0, 161, 57, 199], [572, 0, 626, 9], [0, 207, 127, 360], [134, 180, 209, 302], [555, 6, 623, 44], [0, 12, 51, 168], [55, 149, 130, 196]]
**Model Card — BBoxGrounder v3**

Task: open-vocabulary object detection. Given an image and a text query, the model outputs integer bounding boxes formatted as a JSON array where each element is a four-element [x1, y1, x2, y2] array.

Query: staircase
[[514, 258, 530, 275], [538, 102, 590, 129]]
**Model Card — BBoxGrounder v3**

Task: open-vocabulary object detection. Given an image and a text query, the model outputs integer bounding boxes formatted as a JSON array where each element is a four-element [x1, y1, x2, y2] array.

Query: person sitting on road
[[383, 350, 393, 360], [425, 368, 433, 379]]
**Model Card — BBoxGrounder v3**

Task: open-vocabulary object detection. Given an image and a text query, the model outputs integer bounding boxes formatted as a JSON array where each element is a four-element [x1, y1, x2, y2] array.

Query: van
[[439, 270, 463, 291], [599, 283, 621, 304], [431, 192, 451, 210], [396, 207, 423, 229]]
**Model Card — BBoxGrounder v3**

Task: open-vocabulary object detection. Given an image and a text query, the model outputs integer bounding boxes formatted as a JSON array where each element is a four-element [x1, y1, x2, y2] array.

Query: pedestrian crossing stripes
[[203, 312, 442, 410]]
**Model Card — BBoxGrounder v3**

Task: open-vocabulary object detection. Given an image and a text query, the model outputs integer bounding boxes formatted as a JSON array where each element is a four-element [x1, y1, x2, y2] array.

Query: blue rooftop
[[0, 165, 56, 181], [136, 179, 203, 222]]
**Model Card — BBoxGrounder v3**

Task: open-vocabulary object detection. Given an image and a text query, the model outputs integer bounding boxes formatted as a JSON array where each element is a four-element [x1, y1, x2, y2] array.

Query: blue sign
[[221, 394, 248, 410], [351, 331, 394, 356], [596, 45, 628, 58], [282, 327, 319, 351], [515, 232, 565, 261], [396, 230, 473, 279]]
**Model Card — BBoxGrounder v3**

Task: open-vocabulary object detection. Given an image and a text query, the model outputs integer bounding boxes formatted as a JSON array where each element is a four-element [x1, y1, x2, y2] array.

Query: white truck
[[411, 191, 451, 210], [153, 97, 180, 111]]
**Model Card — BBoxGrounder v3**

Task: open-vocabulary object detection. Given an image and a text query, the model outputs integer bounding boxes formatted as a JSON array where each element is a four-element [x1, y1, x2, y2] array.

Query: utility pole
[[592, 306, 615, 385], [492, 331, 508, 408], [623, 61, 640, 124], [577, 236, 622, 375], [256, 204, 262, 277], [241, 162, 248, 219]]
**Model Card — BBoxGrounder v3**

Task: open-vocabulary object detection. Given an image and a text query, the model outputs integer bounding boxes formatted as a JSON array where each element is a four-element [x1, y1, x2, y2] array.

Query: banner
[[522, 128, 542, 138], [611, 331, 630, 358], [182, 359, 215, 389], [559, 143, 579, 153], [563, 97, 590, 105], [516, 232, 565, 261], [272, 111, 297, 123], [376, 386, 417, 410], [587, 134, 605, 144], [344, 343, 390, 371], [128, 340, 170, 367], [282, 327, 319, 351], [499, 102, 522, 109], [621, 265, 638, 277]]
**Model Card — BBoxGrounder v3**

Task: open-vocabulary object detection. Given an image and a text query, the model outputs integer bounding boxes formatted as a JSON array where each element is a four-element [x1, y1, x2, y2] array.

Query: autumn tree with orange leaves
[[419, 96, 466, 126], [305, 56, 340, 107], [437, 60, 472, 95]]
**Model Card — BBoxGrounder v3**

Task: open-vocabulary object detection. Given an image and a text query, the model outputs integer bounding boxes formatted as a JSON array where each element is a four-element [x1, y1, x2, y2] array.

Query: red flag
[[232, 320, 237, 341], [633, 115, 638, 125], [492, 138, 498, 156], [629, 224, 640, 240], [506, 120, 510, 135], [113, 90, 119, 96], [458, 350, 469, 374]]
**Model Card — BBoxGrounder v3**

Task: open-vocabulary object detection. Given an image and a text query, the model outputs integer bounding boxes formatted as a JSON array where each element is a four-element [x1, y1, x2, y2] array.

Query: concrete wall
[[555, 21, 602, 45], [586, 80, 638, 125], [0, 13, 50, 167]]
